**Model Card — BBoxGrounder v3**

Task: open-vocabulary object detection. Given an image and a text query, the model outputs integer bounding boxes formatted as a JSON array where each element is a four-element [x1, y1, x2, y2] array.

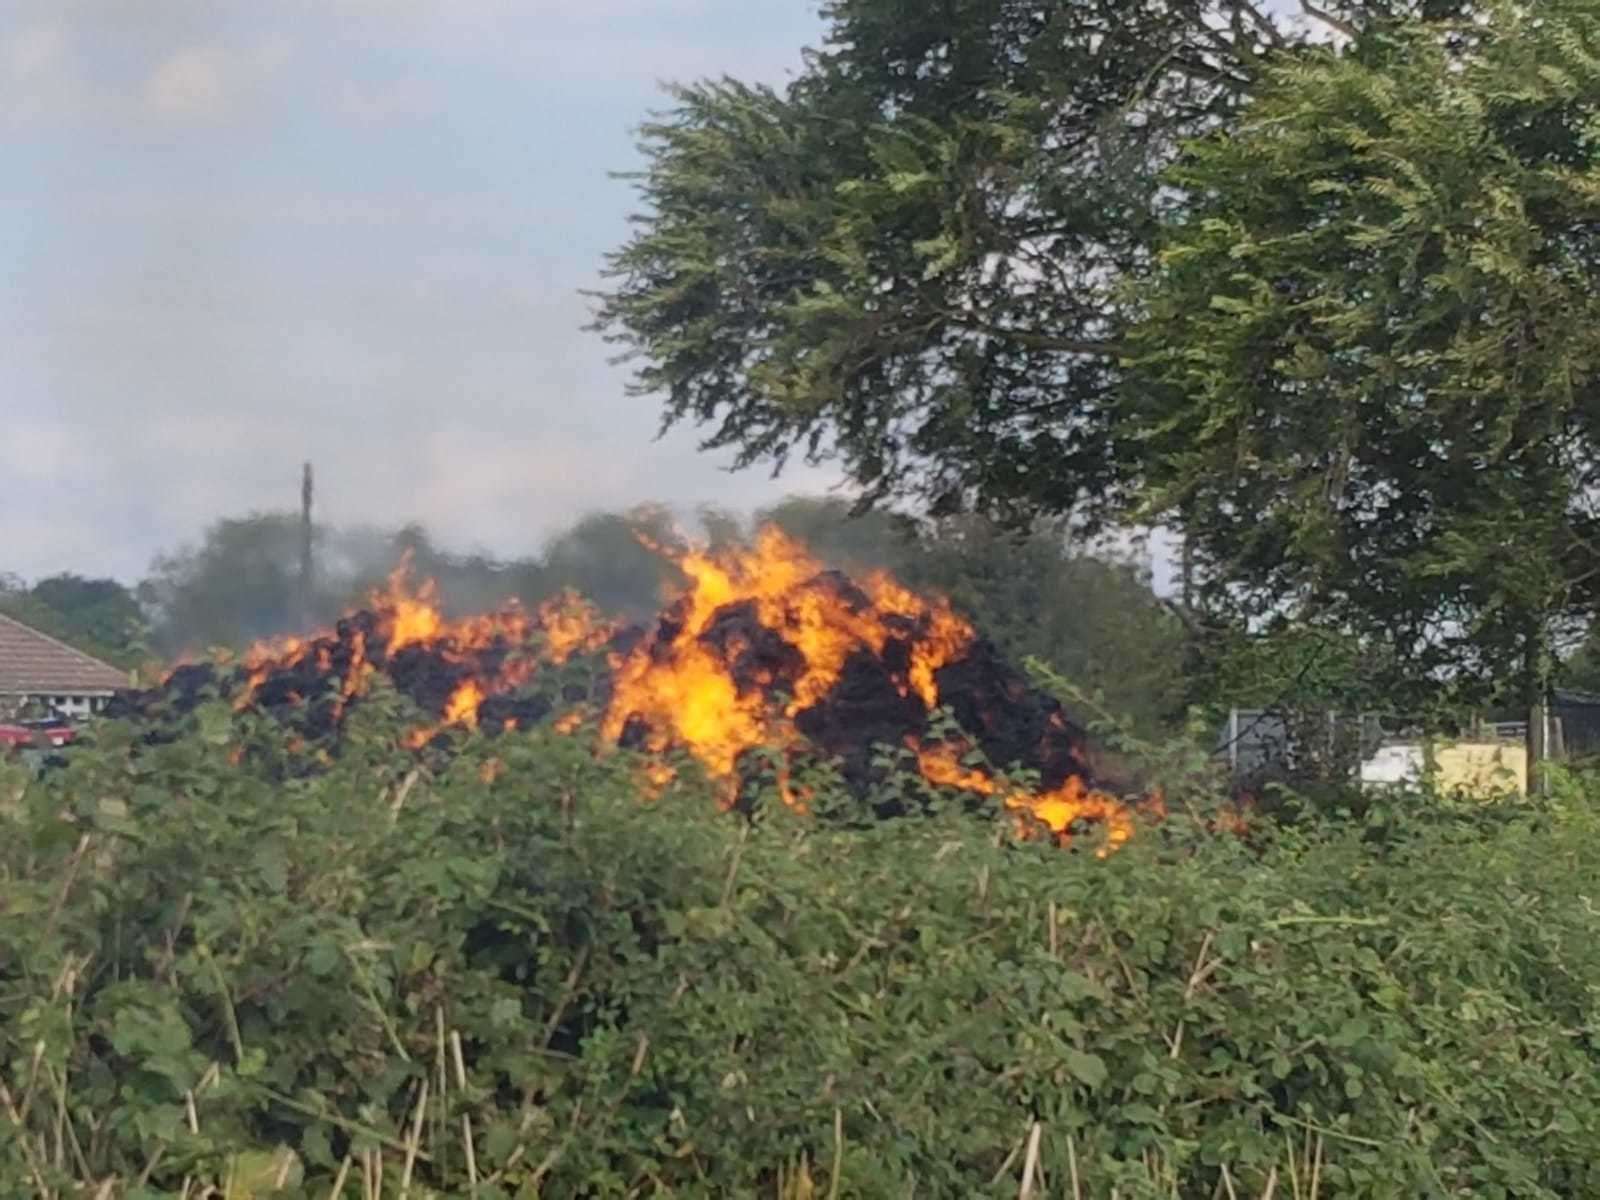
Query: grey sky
[[4, 2, 1325, 589], [3, 0, 837, 583]]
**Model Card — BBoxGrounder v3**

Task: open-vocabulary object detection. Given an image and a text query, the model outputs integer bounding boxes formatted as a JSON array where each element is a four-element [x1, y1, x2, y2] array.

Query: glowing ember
[[226, 555, 553, 748], [444, 680, 485, 727]]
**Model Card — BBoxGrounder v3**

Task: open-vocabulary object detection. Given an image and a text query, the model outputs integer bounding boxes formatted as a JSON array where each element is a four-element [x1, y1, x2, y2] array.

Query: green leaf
[[1063, 1049, 1108, 1090]]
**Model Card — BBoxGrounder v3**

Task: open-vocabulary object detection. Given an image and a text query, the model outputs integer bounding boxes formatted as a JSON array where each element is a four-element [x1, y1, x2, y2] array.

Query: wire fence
[[1215, 692, 1600, 786]]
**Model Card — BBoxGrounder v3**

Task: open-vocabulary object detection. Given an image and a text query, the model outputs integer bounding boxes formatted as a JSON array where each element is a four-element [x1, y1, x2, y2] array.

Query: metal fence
[[1549, 690, 1600, 760], [1217, 708, 1381, 788], [1219, 691, 1600, 784]]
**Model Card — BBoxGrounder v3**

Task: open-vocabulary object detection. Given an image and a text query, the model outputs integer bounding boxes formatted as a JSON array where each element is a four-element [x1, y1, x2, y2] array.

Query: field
[[3, 699, 1598, 1199]]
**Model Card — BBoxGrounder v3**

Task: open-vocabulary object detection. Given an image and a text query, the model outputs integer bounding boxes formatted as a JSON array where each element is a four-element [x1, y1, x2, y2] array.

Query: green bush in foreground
[[2, 709, 1598, 1198]]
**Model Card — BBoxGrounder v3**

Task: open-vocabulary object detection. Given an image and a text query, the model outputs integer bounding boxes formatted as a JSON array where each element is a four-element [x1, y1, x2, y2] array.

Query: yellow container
[[1430, 740, 1528, 798]]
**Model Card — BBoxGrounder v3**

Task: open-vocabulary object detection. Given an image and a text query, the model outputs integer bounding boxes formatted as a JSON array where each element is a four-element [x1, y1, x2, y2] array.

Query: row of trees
[[0, 574, 148, 670], [593, 0, 1600, 722], [3, 498, 1186, 731]]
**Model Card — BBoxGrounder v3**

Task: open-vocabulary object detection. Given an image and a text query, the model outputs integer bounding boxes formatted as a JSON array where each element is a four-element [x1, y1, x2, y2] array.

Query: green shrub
[[2, 708, 1597, 1197]]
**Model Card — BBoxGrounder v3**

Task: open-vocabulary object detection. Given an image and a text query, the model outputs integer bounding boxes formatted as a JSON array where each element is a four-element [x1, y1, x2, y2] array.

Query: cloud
[[2, 0, 836, 585], [144, 47, 230, 119], [0, 26, 85, 124], [4, 26, 63, 77], [142, 38, 290, 122]]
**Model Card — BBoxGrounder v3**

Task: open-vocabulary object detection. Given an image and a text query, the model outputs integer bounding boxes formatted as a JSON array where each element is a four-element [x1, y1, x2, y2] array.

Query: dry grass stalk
[[1018, 1122, 1043, 1199], [44, 832, 92, 936], [400, 1078, 430, 1197], [541, 947, 590, 1048], [389, 769, 420, 821], [720, 822, 751, 906], [1285, 1128, 1325, 1200], [447, 1027, 479, 1191], [827, 1107, 844, 1200], [325, 1154, 353, 1199], [0, 1074, 53, 1198], [1169, 930, 1220, 1060], [988, 1131, 1027, 1186]]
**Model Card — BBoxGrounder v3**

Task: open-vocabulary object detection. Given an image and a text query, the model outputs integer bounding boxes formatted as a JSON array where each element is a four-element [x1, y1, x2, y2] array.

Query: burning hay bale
[[105, 531, 1143, 850]]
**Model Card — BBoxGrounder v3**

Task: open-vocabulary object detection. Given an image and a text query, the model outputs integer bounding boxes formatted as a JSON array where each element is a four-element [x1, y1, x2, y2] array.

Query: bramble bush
[[2, 694, 1598, 1197]]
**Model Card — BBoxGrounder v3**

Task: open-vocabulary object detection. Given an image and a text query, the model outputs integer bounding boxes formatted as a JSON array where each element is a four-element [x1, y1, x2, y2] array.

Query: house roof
[[0, 612, 130, 695]]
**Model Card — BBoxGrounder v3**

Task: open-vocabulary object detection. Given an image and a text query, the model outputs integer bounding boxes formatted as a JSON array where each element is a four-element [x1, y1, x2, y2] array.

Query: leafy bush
[[2, 707, 1598, 1197]]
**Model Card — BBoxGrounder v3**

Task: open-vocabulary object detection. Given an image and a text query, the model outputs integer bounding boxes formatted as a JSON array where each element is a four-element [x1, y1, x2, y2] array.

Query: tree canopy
[[1129, 0, 1600, 706], [594, 0, 1460, 522], [596, 0, 1600, 709], [0, 573, 145, 670]]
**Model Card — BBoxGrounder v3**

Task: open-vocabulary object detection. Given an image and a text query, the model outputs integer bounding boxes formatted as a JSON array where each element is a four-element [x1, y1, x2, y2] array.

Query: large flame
[[206, 527, 1147, 850], [600, 527, 975, 804]]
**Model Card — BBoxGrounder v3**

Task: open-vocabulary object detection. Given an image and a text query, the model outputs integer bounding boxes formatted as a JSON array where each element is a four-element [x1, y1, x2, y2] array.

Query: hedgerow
[[2, 700, 1597, 1197]]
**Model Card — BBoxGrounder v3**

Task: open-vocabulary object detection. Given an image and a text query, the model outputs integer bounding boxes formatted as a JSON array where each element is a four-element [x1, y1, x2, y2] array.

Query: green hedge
[[2, 704, 1598, 1197]]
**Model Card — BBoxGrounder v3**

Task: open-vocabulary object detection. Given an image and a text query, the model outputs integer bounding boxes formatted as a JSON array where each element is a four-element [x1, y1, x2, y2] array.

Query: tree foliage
[[1130, 0, 1600, 708], [592, 1, 1477, 523], [596, 0, 1600, 709], [0, 574, 145, 670], [593, 0, 1301, 521]]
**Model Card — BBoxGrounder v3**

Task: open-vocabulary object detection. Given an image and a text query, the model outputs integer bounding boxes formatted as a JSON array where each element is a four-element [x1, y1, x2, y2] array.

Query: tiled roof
[[0, 612, 130, 694]]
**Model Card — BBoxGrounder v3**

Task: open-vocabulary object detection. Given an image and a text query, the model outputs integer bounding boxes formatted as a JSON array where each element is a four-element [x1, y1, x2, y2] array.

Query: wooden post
[[299, 462, 315, 629], [1528, 698, 1549, 797]]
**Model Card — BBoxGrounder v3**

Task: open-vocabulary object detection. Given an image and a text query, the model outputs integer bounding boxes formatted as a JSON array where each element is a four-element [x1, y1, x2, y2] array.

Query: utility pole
[[299, 462, 314, 629]]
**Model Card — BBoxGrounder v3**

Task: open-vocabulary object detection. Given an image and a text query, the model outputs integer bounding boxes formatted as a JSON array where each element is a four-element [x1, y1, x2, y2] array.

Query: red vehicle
[[0, 719, 78, 749]]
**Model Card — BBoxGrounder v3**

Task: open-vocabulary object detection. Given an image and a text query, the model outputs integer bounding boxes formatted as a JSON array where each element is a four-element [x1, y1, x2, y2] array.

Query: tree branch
[[1171, 55, 1255, 94], [1233, 0, 1288, 49], [1299, 1, 1360, 42], [951, 317, 1122, 358]]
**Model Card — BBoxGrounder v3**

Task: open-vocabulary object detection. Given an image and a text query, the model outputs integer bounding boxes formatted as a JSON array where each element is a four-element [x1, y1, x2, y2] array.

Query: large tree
[[595, 0, 1600, 709], [1128, 0, 1600, 709], [594, 0, 1461, 523]]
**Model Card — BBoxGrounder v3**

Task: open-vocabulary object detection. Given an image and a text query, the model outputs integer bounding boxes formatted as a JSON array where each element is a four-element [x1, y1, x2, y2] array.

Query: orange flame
[[382, 560, 445, 651], [537, 591, 615, 663], [206, 527, 1160, 853], [230, 556, 564, 748], [444, 680, 485, 728], [601, 527, 974, 804], [915, 742, 1135, 857]]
